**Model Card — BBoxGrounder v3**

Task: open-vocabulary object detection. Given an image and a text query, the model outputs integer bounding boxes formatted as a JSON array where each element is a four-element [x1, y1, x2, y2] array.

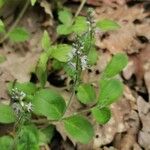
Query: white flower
[[11, 88, 26, 101], [12, 103, 22, 115], [20, 101, 25, 107], [25, 102, 33, 112], [72, 48, 76, 55], [81, 55, 88, 70], [20, 91, 26, 101]]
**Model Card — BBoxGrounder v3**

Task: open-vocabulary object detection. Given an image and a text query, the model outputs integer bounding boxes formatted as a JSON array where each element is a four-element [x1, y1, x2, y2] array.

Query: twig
[[74, 0, 87, 18], [0, 0, 30, 43]]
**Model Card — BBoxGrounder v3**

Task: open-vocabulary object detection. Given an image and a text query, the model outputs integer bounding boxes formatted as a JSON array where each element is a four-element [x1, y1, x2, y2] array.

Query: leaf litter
[[0, 0, 150, 149]]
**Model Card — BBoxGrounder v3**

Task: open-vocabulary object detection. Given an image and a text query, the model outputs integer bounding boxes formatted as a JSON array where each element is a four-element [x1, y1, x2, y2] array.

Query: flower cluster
[[11, 88, 26, 101], [87, 8, 95, 34], [11, 88, 33, 115], [67, 37, 88, 71]]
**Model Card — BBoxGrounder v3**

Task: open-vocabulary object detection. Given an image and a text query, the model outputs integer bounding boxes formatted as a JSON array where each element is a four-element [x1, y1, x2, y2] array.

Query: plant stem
[[62, 107, 92, 120], [64, 47, 80, 115], [0, 0, 30, 43], [74, 0, 87, 18]]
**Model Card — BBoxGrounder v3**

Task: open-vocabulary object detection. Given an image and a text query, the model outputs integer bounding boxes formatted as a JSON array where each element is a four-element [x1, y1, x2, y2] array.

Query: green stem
[[62, 107, 92, 120], [0, 0, 30, 43], [63, 47, 80, 115]]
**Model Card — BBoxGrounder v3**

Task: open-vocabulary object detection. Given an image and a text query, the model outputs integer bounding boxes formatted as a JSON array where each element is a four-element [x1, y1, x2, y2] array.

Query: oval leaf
[[58, 10, 72, 26], [96, 19, 120, 31], [57, 24, 72, 35], [77, 84, 96, 104], [87, 48, 98, 65], [32, 89, 66, 120], [38, 125, 55, 145], [8, 27, 30, 42], [0, 136, 14, 150], [41, 30, 51, 51], [16, 125, 39, 150], [0, 103, 16, 123], [36, 52, 49, 87], [72, 16, 88, 34], [50, 44, 72, 62], [8, 82, 37, 95], [63, 115, 94, 144], [92, 107, 111, 124], [102, 53, 128, 78], [98, 79, 123, 106]]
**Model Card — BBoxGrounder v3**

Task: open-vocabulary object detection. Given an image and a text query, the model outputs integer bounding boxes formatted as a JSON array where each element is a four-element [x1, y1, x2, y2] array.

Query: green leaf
[[50, 44, 72, 62], [0, 19, 5, 33], [80, 32, 94, 53], [32, 89, 66, 120], [72, 16, 88, 34], [58, 10, 72, 26], [31, 0, 37, 6], [16, 124, 39, 150], [41, 30, 51, 51], [36, 52, 49, 87], [0, 136, 14, 150], [38, 125, 55, 145], [0, 54, 6, 63], [64, 63, 76, 78], [77, 84, 96, 104], [92, 107, 111, 124], [96, 19, 120, 31], [98, 79, 123, 106], [64, 115, 94, 144], [52, 59, 64, 70], [87, 48, 98, 65], [0, 103, 16, 123], [57, 24, 72, 35], [0, 0, 5, 8], [8, 82, 37, 95], [102, 53, 128, 78], [8, 27, 30, 42]]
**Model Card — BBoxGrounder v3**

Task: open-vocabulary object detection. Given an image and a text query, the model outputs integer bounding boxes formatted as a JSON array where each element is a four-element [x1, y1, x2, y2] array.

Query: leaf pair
[[57, 10, 88, 35], [36, 40, 72, 87], [93, 53, 128, 124], [76, 53, 128, 125]]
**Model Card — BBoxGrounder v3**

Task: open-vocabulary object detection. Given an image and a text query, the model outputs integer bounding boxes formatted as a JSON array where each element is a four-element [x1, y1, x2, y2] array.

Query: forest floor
[[0, 0, 150, 150]]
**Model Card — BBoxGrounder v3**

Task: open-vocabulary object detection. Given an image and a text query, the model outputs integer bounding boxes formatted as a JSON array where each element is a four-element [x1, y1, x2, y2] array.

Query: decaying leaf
[[137, 96, 150, 149]]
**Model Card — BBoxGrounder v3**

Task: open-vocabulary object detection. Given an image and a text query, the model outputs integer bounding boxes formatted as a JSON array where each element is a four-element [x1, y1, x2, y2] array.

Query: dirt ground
[[0, 0, 150, 150]]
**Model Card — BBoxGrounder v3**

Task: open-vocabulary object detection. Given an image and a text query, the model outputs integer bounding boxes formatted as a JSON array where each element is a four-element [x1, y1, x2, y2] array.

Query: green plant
[[0, 19, 30, 43], [0, 9, 128, 148]]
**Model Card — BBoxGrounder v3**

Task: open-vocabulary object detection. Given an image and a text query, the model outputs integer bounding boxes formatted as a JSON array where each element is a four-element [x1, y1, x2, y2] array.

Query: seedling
[[0, 8, 128, 149]]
